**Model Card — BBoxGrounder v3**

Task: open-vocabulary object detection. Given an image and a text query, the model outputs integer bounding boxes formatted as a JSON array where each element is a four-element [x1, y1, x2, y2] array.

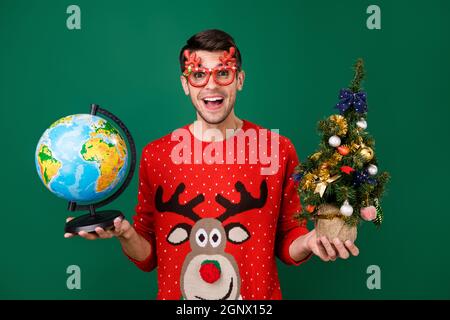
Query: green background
[[1, 0, 449, 299]]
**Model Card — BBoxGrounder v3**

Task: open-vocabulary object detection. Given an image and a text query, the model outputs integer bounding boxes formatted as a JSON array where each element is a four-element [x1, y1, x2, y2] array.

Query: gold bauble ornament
[[359, 147, 374, 161]]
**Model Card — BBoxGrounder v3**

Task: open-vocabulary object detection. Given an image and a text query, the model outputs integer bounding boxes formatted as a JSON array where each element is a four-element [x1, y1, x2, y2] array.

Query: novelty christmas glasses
[[183, 47, 238, 87]]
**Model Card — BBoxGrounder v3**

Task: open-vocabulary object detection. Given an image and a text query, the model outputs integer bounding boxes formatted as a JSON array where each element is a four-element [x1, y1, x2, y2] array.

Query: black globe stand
[[64, 104, 136, 234], [65, 207, 124, 233]]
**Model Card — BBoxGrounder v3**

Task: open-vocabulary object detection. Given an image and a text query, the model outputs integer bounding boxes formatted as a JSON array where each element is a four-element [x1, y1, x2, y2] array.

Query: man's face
[[181, 50, 245, 125]]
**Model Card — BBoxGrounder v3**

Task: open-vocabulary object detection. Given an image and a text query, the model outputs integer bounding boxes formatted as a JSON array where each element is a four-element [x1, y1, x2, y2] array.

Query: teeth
[[204, 97, 223, 102]]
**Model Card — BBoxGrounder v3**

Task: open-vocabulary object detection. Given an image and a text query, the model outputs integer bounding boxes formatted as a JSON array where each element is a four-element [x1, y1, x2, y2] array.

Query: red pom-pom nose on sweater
[[199, 260, 221, 284]]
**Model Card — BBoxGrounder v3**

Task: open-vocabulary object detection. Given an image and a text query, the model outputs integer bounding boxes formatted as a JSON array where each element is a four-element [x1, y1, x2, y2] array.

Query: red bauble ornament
[[340, 166, 355, 175], [199, 261, 221, 284], [306, 205, 316, 213], [337, 145, 350, 155]]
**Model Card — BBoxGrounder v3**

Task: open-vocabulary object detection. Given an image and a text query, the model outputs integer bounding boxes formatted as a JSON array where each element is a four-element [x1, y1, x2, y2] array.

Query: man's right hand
[[64, 216, 133, 240]]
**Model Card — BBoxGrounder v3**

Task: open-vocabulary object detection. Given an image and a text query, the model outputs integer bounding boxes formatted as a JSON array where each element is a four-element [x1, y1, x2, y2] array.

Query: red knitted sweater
[[125, 120, 310, 300]]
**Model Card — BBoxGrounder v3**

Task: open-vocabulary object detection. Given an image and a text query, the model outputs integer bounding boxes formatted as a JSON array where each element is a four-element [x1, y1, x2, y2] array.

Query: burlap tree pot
[[315, 204, 357, 242]]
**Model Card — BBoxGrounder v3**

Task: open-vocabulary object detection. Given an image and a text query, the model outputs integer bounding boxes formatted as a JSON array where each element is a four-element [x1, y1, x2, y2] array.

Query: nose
[[199, 260, 221, 284], [204, 71, 218, 90]]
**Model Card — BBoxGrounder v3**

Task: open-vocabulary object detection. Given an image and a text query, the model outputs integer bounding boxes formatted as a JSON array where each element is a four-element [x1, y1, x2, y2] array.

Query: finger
[[311, 245, 329, 262], [95, 227, 113, 239], [314, 238, 330, 262], [114, 218, 131, 237], [344, 240, 360, 256], [64, 232, 76, 238], [64, 217, 77, 238], [332, 238, 349, 259], [78, 231, 98, 240], [113, 217, 124, 233], [320, 236, 336, 260]]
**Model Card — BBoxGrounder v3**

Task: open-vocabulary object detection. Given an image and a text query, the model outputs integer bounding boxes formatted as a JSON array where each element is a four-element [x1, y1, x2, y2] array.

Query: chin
[[202, 113, 228, 124], [197, 105, 232, 125]]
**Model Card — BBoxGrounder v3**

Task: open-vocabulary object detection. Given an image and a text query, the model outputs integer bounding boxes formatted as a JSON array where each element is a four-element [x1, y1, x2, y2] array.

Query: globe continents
[[35, 114, 129, 203]]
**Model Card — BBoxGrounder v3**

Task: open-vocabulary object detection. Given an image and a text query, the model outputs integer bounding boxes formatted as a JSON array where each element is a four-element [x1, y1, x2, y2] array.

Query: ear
[[224, 222, 250, 244], [236, 70, 245, 91], [180, 75, 190, 96], [167, 223, 192, 245]]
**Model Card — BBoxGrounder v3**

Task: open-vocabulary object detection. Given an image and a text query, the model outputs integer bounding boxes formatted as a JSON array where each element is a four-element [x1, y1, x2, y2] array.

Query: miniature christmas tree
[[294, 59, 390, 241]]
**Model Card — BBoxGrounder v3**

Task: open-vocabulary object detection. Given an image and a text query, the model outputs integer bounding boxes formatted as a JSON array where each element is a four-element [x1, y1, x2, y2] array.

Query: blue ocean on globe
[[35, 114, 129, 203]]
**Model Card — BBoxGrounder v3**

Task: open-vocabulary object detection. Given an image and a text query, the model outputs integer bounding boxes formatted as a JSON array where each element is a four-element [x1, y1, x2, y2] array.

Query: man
[[65, 29, 359, 300]]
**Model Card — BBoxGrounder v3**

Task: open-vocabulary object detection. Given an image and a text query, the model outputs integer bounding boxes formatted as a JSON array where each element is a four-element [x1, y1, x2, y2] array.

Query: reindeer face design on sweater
[[155, 180, 268, 300]]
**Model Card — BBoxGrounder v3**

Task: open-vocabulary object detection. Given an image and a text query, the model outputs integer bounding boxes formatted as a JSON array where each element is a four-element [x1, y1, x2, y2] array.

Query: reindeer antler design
[[215, 180, 268, 222], [183, 50, 201, 76], [155, 183, 204, 222], [219, 47, 237, 67]]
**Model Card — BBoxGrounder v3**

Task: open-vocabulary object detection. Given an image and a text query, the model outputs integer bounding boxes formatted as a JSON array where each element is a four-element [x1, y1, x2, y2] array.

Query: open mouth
[[194, 278, 234, 300], [202, 96, 225, 111]]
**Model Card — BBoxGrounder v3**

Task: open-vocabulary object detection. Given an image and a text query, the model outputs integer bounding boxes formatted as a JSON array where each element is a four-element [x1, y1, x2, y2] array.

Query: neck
[[189, 111, 243, 142]]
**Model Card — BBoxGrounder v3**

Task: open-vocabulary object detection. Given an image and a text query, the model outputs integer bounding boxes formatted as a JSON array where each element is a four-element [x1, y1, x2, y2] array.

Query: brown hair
[[179, 29, 242, 73]]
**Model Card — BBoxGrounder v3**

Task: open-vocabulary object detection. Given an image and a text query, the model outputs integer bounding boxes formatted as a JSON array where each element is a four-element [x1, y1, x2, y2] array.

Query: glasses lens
[[188, 70, 209, 86], [214, 67, 235, 86]]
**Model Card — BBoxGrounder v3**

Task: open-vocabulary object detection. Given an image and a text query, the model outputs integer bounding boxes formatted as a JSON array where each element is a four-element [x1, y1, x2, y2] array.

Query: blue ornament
[[293, 172, 304, 182], [335, 88, 368, 114], [353, 169, 376, 186]]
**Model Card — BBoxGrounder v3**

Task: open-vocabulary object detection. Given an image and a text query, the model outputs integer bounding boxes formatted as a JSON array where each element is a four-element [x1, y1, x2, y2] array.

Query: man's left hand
[[290, 229, 360, 262]]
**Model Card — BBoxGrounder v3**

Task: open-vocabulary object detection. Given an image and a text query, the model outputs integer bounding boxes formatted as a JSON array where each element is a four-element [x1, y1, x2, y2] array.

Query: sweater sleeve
[[123, 146, 157, 272], [275, 139, 312, 266]]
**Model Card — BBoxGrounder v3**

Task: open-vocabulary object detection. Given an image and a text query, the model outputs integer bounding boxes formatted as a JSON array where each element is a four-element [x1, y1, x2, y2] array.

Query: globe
[[35, 114, 129, 203]]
